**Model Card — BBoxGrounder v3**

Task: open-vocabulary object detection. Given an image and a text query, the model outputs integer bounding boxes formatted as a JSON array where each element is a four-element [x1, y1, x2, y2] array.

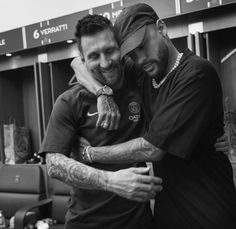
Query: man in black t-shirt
[[39, 15, 163, 229], [75, 3, 236, 229]]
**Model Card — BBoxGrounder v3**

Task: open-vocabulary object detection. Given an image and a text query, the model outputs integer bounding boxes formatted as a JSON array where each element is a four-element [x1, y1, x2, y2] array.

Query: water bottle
[[0, 210, 6, 228]]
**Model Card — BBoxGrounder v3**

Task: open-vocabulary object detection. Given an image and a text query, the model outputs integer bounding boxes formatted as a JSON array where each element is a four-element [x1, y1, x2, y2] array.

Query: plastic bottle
[[0, 210, 6, 228]]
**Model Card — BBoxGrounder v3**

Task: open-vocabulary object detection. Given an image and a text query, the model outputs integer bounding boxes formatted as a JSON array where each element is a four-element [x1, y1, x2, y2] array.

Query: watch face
[[103, 86, 113, 95], [97, 85, 113, 97]]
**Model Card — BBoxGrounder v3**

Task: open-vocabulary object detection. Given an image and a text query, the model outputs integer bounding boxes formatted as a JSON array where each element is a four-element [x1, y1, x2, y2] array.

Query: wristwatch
[[96, 85, 113, 97]]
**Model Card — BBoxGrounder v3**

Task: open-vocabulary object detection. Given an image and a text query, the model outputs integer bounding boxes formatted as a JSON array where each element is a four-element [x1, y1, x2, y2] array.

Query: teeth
[[143, 63, 152, 71], [102, 69, 113, 73]]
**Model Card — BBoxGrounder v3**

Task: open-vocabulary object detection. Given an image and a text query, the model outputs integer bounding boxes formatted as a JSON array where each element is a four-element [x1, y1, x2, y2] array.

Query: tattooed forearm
[[46, 153, 108, 190], [71, 57, 102, 94], [89, 137, 165, 163]]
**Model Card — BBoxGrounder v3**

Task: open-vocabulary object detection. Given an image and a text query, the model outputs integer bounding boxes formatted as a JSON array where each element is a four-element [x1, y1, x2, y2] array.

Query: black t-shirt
[[125, 49, 236, 229], [39, 78, 153, 229]]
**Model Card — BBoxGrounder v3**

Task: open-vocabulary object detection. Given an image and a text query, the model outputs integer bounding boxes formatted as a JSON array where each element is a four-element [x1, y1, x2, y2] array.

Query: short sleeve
[[143, 67, 222, 159], [39, 94, 81, 156]]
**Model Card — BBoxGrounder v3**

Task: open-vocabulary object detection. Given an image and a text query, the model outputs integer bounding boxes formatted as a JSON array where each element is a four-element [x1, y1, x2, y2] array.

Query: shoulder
[[183, 50, 217, 75], [179, 50, 218, 82], [51, 84, 95, 120], [57, 84, 94, 106]]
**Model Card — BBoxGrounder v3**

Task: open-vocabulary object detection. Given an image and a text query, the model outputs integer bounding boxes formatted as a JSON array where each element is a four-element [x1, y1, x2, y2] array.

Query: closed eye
[[105, 47, 116, 55], [88, 53, 99, 60]]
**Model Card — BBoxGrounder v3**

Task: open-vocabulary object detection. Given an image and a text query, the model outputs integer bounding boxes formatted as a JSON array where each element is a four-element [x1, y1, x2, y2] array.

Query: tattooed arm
[[46, 152, 163, 202], [71, 57, 121, 130], [82, 137, 165, 164], [70, 56, 102, 94], [46, 153, 107, 190], [81, 132, 230, 164]]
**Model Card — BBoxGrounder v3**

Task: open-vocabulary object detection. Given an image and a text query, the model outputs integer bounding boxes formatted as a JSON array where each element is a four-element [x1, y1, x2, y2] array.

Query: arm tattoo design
[[89, 137, 165, 163], [101, 96, 118, 113], [46, 153, 108, 190]]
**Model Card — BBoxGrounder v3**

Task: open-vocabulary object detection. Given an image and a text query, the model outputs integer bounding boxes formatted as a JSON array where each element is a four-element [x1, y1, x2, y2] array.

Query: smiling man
[[73, 3, 236, 229], [39, 14, 162, 229], [80, 28, 123, 89]]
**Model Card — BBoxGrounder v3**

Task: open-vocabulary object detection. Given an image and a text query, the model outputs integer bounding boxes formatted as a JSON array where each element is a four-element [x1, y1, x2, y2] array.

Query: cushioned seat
[[0, 164, 47, 229]]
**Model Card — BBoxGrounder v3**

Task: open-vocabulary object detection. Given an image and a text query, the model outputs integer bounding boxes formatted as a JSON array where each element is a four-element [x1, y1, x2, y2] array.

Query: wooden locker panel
[[34, 63, 44, 148], [205, 27, 236, 161], [38, 62, 53, 133], [49, 59, 74, 104], [0, 65, 43, 163], [221, 49, 236, 161], [172, 36, 188, 52], [204, 32, 221, 74], [187, 33, 195, 54], [221, 52, 236, 110], [195, 32, 206, 58]]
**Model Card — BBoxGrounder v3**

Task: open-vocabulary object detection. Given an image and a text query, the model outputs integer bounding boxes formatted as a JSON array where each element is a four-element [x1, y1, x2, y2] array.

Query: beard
[[152, 49, 169, 83], [95, 65, 123, 90]]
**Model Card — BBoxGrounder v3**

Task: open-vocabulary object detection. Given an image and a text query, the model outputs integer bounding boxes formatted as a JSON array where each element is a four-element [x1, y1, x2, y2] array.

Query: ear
[[156, 19, 167, 37]]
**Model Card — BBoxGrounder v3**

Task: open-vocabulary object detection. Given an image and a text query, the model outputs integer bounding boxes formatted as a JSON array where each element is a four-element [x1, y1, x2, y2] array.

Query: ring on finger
[[102, 122, 109, 127]]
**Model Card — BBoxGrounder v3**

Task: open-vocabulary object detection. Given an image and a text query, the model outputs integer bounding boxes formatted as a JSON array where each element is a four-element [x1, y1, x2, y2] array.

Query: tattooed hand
[[96, 95, 121, 130], [106, 167, 163, 202]]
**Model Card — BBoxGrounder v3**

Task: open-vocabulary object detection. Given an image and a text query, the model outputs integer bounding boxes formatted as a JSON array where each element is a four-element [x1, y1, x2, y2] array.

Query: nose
[[136, 49, 146, 66], [131, 49, 146, 67], [100, 55, 111, 69]]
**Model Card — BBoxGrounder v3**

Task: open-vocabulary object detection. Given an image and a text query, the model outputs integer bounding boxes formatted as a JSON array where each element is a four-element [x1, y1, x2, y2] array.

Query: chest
[[77, 90, 145, 147], [142, 78, 175, 120]]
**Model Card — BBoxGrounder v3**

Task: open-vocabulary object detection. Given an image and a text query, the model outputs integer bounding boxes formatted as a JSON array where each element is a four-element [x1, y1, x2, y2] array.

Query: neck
[[112, 69, 125, 91], [165, 47, 179, 76], [152, 49, 183, 89]]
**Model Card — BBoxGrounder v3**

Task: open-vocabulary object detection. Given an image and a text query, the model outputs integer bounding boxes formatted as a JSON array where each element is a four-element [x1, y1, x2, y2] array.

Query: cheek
[[158, 45, 169, 65], [112, 52, 121, 64], [148, 45, 159, 59], [86, 61, 97, 72]]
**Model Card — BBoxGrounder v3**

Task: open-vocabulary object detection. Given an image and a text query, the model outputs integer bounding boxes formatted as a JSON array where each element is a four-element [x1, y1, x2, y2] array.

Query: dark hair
[[75, 14, 115, 55]]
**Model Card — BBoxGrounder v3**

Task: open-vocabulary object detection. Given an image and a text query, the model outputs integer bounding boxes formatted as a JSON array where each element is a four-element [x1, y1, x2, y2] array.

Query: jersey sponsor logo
[[87, 111, 98, 117], [129, 114, 140, 122], [128, 101, 141, 122]]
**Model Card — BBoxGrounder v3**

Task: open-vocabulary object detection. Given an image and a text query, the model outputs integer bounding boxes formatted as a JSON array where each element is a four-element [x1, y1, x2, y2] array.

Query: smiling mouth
[[143, 63, 153, 72], [101, 69, 113, 73], [100, 66, 116, 73]]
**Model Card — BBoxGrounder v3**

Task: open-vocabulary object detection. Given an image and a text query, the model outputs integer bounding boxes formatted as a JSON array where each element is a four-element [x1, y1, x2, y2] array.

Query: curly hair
[[75, 14, 116, 56]]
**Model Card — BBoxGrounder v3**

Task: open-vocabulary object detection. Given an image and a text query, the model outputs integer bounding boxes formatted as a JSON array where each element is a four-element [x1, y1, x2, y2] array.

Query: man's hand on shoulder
[[96, 95, 121, 130]]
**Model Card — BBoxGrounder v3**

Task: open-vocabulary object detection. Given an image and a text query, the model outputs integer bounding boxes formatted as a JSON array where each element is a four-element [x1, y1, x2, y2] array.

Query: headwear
[[114, 3, 158, 59]]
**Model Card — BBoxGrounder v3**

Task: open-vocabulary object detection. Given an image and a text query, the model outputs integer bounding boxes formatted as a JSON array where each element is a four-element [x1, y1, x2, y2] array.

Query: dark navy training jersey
[[40, 77, 153, 229]]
